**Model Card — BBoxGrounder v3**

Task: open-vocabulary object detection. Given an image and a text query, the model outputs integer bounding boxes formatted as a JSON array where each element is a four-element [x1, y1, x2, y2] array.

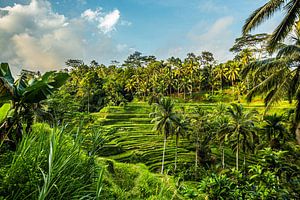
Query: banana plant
[[0, 63, 69, 147]]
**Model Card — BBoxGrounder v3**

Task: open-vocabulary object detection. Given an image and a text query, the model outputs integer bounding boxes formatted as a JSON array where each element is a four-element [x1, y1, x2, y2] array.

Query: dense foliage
[[0, 1, 300, 199]]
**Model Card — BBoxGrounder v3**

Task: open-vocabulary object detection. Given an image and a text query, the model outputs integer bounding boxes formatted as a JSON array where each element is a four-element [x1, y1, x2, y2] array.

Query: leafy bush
[[199, 173, 235, 200], [197, 148, 298, 199], [0, 123, 103, 199]]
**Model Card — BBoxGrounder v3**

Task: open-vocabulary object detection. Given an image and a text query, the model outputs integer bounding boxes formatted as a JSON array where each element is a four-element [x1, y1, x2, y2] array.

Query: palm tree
[[227, 104, 258, 171], [184, 53, 200, 98], [212, 103, 230, 169], [150, 97, 179, 174], [191, 106, 214, 172], [226, 61, 240, 92], [215, 116, 230, 169], [173, 113, 190, 171], [243, 0, 300, 51], [236, 49, 255, 91], [213, 63, 227, 92], [263, 114, 287, 149], [242, 25, 300, 144]]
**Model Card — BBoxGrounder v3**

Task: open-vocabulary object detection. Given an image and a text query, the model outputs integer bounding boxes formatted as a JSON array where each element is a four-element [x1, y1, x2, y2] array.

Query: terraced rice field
[[90, 102, 272, 172]]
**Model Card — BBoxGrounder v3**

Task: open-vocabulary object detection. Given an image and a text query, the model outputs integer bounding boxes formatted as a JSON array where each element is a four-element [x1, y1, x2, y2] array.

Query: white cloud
[[0, 0, 130, 73], [98, 9, 120, 34], [81, 8, 101, 22], [186, 16, 235, 61], [81, 8, 122, 34], [120, 20, 132, 26], [155, 16, 235, 61], [199, 0, 228, 13]]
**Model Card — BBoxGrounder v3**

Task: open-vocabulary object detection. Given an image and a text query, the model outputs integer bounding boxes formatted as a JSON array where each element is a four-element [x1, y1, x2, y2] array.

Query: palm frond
[[268, 0, 300, 51], [265, 72, 291, 113], [294, 88, 300, 122], [287, 67, 300, 102], [255, 58, 288, 74], [243, 0, 284, 34], [247, 68, 289, 102], [277, 44, 300, 58]]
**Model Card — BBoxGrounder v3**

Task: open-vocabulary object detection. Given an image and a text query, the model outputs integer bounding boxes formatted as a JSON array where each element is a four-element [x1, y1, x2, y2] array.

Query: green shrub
[[0, 124, 103, 200]]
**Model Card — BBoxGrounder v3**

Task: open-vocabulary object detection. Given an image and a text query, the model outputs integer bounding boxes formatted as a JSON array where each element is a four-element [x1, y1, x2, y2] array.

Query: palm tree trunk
[[161, 135, 167, 174], [243, 153, 246, 170], [232, 80, 235, 97], [175, 145, 178, 171], [195, 146, 198, 177], [87, 89, 90, 114], [236, 134, 239, 170], [198, 83, 201, 94], [183, 85, 186, 100], [220, 77, 223, 93], [243, 142, 246, 168], [190, 75, 193, 98], [222, 147, 225, 169], [296, 122, 300, 145]]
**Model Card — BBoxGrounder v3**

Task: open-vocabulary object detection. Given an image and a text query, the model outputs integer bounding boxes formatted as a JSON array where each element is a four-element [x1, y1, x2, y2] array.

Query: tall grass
[[0, 123, 104, 199], [0, 122, 182, 199]]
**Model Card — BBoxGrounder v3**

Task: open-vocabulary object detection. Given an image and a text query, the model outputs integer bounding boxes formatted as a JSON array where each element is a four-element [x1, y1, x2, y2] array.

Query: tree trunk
[[87, 90, 90, 114], [246, 76, 249, 91], [161, 135, 167, 174], [243, 142, 246, 169], [296, 122, 300, 145], [175, 145, 178, 171], [190, 75, 193, 99], [220, 77, 223, 93], [183, 86, 186, 100], [232, 80, 235, 98], [236, 134, 239, 170], [243, 153, 246, 170], [195, 133, 199, 178], [222, 148, 225, 169]]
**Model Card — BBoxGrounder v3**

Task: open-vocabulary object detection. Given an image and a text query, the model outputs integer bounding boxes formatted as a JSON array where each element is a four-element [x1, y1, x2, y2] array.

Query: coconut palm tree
[[191, 106, 215, 172], [213, 63, 227, 92], [227, 104, 258, 171], [150, 97, 179, 174], [226, 61, 240, 88], [173, 113, 190, 171], [243, 0, 300, 51], [212, 103, 230, 169], [242, 25, 300, 144]]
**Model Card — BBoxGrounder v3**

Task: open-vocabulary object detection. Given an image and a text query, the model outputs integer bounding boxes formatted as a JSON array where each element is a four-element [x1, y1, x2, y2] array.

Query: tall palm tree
[[213, 103, 230, 169], [226, 60, 240, 95], [227, 104, 258, 171], [226, 61, 240, 86], [150, 97, 179, 174], [173, 113, 189, 171], [191, 107, 214, 172], [213, 63, 227, 92], [242, 25, 300, 144], [243, 0, 300, 51]]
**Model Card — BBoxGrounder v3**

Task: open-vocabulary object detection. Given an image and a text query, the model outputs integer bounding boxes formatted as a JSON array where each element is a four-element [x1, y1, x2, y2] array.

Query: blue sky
[[0, 0, 278, 73]]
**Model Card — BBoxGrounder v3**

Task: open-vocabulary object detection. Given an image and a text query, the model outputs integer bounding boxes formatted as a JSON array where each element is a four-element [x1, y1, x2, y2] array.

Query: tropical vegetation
[[0, 1, 300, 199]]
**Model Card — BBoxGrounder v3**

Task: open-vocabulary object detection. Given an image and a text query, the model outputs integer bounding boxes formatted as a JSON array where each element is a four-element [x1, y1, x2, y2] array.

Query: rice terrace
[[0, 0, 299, 199]]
